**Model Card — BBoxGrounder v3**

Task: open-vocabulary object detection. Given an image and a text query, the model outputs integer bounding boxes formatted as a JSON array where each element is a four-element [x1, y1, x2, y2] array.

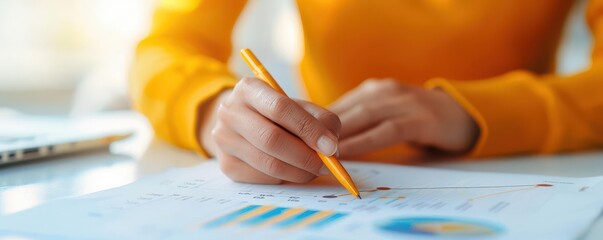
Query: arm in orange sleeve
[[426, 0, 603, 157], [129, 0, 247, 157]]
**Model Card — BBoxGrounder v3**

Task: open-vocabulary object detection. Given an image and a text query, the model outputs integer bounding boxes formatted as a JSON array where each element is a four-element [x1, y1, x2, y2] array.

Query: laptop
[[0, 114, 133, 165]]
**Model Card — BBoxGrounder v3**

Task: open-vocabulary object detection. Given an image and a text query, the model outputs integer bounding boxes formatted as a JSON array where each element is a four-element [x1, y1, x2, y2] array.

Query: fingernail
[[317, 136, 337, 156], [319, 165, 331, 176]]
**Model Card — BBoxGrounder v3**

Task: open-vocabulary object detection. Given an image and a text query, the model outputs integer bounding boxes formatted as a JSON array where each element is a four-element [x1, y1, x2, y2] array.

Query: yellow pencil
[[240, 48, 361, 199]]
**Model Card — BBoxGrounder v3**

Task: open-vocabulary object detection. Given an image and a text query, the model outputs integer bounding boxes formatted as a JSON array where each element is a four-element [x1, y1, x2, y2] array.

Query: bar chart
[[205, 205, 347, 230]]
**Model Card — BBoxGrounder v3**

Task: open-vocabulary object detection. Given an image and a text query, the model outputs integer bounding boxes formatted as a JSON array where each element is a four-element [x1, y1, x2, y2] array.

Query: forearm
[[129, 0, 246, 155]]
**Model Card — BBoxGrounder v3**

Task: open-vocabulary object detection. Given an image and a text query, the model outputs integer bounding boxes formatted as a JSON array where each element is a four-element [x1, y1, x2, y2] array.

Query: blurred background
[[0, 0, 592, 117]]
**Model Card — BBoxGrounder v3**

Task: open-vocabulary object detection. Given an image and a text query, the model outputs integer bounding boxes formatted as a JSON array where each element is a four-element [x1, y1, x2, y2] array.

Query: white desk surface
[[1, 112, 602, 239]]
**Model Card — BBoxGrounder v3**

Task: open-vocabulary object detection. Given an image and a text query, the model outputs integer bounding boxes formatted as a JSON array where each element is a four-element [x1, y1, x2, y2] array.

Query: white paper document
[[1, 161, 603, 239]]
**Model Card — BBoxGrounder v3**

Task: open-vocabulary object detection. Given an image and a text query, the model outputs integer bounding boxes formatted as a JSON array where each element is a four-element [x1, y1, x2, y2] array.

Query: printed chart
[[0, 161, 602, 240], [322, 183, 554, 201], [205, 205, 346, 230], [378, 217, 505, 237]]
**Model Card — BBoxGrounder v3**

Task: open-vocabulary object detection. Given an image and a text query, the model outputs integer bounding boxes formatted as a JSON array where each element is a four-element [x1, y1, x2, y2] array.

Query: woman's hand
[[330, 79, 479, 158], [206, 77, 341, 184]]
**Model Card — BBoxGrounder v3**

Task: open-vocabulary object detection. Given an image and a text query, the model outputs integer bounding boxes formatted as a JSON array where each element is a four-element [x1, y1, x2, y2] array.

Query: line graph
[[468, 184, 553, 201], [322, 184, 554, 202]]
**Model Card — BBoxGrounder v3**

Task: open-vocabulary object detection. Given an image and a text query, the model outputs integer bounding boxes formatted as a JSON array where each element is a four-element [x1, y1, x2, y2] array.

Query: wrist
[[435, 88, 480, 154], [198, 89, 232, 157]]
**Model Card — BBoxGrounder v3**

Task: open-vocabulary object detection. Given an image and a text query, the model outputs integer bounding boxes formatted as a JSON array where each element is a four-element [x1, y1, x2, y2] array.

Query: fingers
[[338, 96, 414, 139], [217, 104, 325, 177], [236, 78, 338, 156], [213, 77, 342, 184], [329, 79, 410, 115], [217, 151, 282, 184], [213, 122, 318, 183], [338, 117, 420, 158]]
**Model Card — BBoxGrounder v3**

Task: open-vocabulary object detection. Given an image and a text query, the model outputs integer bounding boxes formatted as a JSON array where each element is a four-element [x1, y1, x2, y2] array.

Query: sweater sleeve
[[129, 0, 247, 157], [425, 0, 603, 157]]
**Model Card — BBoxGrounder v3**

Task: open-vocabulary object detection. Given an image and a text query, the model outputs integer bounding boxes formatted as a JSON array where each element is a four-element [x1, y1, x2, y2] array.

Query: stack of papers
[[1, 161, 602, 239]]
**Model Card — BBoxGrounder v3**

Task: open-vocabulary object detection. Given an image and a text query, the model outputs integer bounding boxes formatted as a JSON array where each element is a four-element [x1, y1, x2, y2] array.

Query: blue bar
[[273, 210, 319, 228], [205, 205, 260, 228], [308, 213, 347, 229], [241, 207, 288, 226]]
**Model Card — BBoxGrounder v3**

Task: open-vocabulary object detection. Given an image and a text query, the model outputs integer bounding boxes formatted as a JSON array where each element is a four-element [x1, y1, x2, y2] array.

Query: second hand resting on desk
[[239, 48, 361, 199]]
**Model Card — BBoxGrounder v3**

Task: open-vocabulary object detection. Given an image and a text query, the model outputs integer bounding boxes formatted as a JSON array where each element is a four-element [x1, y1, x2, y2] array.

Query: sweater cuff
[[170, 63, 236, 158], [425, 71, 555, 157]]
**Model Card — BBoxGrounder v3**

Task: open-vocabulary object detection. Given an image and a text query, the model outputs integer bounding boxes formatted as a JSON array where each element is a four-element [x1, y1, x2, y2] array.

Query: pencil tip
[[357, 195, 362, 199]]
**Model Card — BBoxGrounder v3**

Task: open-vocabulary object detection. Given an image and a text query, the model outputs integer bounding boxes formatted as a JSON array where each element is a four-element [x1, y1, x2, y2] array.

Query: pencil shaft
[[240, 48, 360, 199]]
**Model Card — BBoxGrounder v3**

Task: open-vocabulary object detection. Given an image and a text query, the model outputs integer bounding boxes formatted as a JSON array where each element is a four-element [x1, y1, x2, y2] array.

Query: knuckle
[[216, 105, 238, 127], [210, 126, 222, 144], [239, 77, 256, 87], [364, 78, 379, 85], [381, 80, 402, 95], [234, 77, 258, 95], [257, 126, 283, 150], [233, 80, 247, 94], [363, 79, 401, 95], [263, 157, 283, 176], [266, 95, 291, 118], [296, 115, 320, 140], [220, 94, 233, 108], [382, 79, 399, 88], [362, 79, 381, 92], [216, 104, 229, 122], [356, 104, 375, 120]]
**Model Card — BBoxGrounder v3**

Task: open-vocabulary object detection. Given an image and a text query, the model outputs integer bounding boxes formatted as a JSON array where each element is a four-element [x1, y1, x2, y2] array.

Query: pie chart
[[378, 217, 504, 237]]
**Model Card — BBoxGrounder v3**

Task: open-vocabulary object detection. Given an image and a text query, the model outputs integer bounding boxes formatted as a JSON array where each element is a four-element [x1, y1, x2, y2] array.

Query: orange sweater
[[130, 0, 603, 159]]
